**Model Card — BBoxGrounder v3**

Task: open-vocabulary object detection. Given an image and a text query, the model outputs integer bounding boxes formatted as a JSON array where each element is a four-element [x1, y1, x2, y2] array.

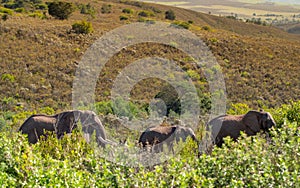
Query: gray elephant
[[138, 125, 198, 153], [19, 110, 115, 147], [19, 111, 75, 144], [202, 110, 276, 150]]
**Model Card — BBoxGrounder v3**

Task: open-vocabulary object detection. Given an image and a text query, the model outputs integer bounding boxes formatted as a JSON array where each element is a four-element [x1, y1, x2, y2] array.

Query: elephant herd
[[19, 109, 276, 154]]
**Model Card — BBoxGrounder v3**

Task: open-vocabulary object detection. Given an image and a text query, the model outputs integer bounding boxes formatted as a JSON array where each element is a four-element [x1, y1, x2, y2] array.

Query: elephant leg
[[27, 129, 38, 144], [216, 138, 223, 147], [152, 144, 160, 153]]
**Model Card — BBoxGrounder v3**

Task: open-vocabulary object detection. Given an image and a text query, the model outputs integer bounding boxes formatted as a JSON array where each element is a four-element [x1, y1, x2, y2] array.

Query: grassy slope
[[0, 0, 300, 114]]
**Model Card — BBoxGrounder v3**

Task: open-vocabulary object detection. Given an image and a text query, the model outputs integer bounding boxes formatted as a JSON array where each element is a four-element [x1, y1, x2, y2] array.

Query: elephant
[[19, 110, 116, 147], [201, 110, 276, 151], [19, 112, 72, 144], [138, 125, 198, 153]]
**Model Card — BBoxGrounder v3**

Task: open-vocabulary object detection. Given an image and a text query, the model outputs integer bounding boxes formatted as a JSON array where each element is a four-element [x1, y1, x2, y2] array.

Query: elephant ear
[[242, 111, 261, 133], [57, 111, 76, 134]]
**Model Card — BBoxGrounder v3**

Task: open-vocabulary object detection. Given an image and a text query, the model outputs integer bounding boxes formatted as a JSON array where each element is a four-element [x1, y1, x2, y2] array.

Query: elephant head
[[56, 110, 116, 147], [202, 110, 276, 149], [139, 125, 198, 153], [73, 110, 108, 146], [56, 111, 78, 139], [242, 110, 276, 134]]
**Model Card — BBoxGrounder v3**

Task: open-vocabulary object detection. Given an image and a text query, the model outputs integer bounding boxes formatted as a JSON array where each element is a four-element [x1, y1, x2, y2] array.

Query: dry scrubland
[[0, 0, 299, 187], [1, 0, 300, 112]]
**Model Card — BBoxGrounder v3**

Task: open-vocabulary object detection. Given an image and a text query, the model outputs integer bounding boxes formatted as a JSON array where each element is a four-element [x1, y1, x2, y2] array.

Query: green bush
[[0, 101, 300, 186], [137, 17, 155, 24], [28, 11, 46, 19], [47, 1, 74, 20], [94, 101, 113, 115], [171, 21, 190, 29], [111, 97, 148, 120], [202, 25, 212, 31], [3, 2, 19, 9], [14, 7, 26, 13], [35, 3, 47, 10], [0, 120, 298, 187], [80, 3, 95, 17], [227, 103, 250, 115], [165, 9, 175, 20], [122, 8, 133, 14], [1, 73, 15, 82], [0, 7, 13, 15], [2, 101, 300, 186], [138, 10, 154, 17], [72, 20, 93, 34], [272, 101, 300, 126], [119, 15, 128, 21]]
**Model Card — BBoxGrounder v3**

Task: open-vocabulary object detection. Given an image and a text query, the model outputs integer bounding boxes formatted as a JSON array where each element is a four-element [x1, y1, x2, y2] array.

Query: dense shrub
[[122, 8, 133, 14], [138, 10, 154, 17], [202, 25, 212, 31], [3, 0, 43, 11], [0, 111, 299, 186], [119, 15, 128, 21], [80, 3, 95, 17], [35, 3, 47, 10], [0, 7, 13, 15], [28, 11, 46, 19], [165, 9, 175, 20], [14, 7, 25, 13], [155, 84, 181, 116], [47, 1, 74, 20], [71, 20, 93, 34], [171, 21, 190, 29]]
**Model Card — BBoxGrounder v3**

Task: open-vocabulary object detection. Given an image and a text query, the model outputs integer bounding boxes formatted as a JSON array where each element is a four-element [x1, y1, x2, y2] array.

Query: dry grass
[[0, 0, 300, 112]]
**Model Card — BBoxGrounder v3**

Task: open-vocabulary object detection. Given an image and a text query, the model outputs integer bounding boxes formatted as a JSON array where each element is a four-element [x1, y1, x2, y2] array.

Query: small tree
[[165, 10, 175, 20], [47, 1, 74, 20]]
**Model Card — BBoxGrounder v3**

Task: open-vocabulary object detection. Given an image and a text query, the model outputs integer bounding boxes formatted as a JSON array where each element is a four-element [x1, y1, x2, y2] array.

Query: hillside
[[0, 0, 300, 114], [0, 1, 299, 186]]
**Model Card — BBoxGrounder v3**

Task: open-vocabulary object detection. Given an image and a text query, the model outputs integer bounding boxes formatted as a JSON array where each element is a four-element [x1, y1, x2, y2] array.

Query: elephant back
[[139, 126, 177, 146], [19, 114, 57, 133]]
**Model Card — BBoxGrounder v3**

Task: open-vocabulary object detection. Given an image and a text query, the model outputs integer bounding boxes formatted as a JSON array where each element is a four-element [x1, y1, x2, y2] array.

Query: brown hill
[[0, 0, 300, 113]]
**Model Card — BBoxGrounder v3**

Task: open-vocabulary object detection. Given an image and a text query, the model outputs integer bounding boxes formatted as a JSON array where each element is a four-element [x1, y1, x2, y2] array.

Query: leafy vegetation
[[138, 10, 154, 17], [165, 9, 175, 20], [79, 3, 95, 18], [0, 101, 299, 186], [47, 1, 74, 20], [119, 15, 128, 21], [0, 7, 13, 15], [122, 8, 133, 14], [171, 21, 190, 29], [72, 20, 93, 34]]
